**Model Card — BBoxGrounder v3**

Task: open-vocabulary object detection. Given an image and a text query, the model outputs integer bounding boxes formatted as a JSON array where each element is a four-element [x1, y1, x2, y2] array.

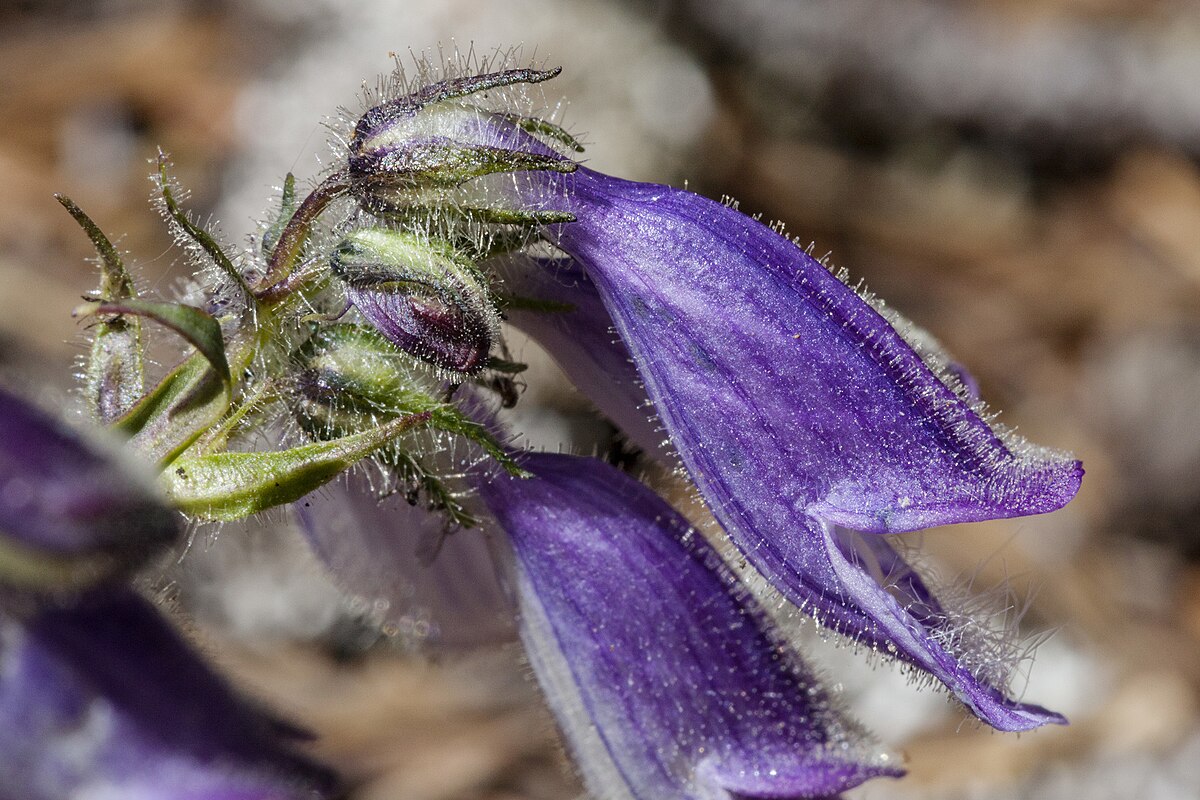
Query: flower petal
[[496, 256, 671, 460], [0, 587, 334, 799], [295, 476, 515, 649], [547, 168, 1081, 531], [479, 452, 903, 799], [532, 168, 1081, 729]]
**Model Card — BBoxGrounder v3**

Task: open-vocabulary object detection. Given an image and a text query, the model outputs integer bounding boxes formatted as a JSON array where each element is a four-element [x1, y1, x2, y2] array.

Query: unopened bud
[[348, 69, 574, 207], [331, 228, 497, 373], [293, 323, 441, 437]]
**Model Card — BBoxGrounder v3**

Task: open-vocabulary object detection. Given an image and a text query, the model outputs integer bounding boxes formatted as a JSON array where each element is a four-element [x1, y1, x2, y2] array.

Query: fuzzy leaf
[[75, 298, 230, 389]]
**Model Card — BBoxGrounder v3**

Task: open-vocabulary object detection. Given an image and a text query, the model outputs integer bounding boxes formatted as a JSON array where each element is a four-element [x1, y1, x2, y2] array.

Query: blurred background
[[2, 0, 1199, 797]]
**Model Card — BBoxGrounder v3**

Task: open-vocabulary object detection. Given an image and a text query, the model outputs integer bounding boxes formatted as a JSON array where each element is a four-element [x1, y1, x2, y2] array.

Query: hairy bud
[[331, 228, 497, 373]]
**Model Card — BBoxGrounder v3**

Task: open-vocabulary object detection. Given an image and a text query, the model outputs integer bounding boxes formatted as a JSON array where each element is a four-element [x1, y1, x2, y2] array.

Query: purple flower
[[295, 477, 515, 649], [0, 587, 335, 800], [501, 167, 1084, 734], [478, 452, 903, 799], [0, 388, 180, 591], [344, 75, 1083, 731], [514, 167, 1083, 730]]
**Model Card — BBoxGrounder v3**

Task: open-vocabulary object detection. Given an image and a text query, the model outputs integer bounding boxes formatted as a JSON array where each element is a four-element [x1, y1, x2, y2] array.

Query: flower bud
[[347, 67, 574, 206], [0, 388, 180, 592], [293, 323, 441, 436], [292, 322, 520, 479], [331, 228, 497, 373]]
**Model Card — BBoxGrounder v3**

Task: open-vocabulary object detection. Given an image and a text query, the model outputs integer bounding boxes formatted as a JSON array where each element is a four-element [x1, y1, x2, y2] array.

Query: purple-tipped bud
[[332, 228, 497, 373], [348, 68, 573, 206], [0, 388, 180, 591]]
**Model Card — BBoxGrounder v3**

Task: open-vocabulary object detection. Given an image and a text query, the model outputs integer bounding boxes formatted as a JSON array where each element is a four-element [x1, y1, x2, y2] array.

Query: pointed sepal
[[163, 411, 431, 521], [55, 194, 145, 422]]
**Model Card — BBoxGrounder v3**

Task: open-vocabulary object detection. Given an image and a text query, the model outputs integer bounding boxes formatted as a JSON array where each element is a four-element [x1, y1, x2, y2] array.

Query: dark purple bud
[[332, 228, 497, 373], [479, 453, 903, 799], [0, 388, 179, 591], [0, 587, 336, 799]]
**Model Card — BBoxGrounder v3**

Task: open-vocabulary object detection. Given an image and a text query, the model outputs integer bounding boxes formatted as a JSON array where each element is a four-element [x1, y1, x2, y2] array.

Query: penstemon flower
[[5, 57, 1083, 798], [478, 451, 905, 798]]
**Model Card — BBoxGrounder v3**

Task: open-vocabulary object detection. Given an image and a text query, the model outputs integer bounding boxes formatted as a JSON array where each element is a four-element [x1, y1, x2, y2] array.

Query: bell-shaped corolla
[[522, 166, 1082, 731], [479, 452, 903, 799]]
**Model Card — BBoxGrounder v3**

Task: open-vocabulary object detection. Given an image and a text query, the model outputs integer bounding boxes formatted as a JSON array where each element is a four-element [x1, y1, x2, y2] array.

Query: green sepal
[[498, 112, 585, 152], [296, 324, 524, 477], [74, 298, 231, 389], [406, 67, 562, 109], [332, 229, 487, 294], [156, 152, 253, 297], [55, 195, 136, 298], [163, 412, 431, 521], [261, 172, 298, 259], [363, 142, 576, 192], [56, 194, 145, 422], [113, 352, 231, 467]]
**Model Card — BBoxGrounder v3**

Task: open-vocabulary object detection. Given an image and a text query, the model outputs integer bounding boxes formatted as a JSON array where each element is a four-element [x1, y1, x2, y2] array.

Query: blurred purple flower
[[0, 388, 179, 591], [0, 587, 335, 800], [479, 452, 903, 799]]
